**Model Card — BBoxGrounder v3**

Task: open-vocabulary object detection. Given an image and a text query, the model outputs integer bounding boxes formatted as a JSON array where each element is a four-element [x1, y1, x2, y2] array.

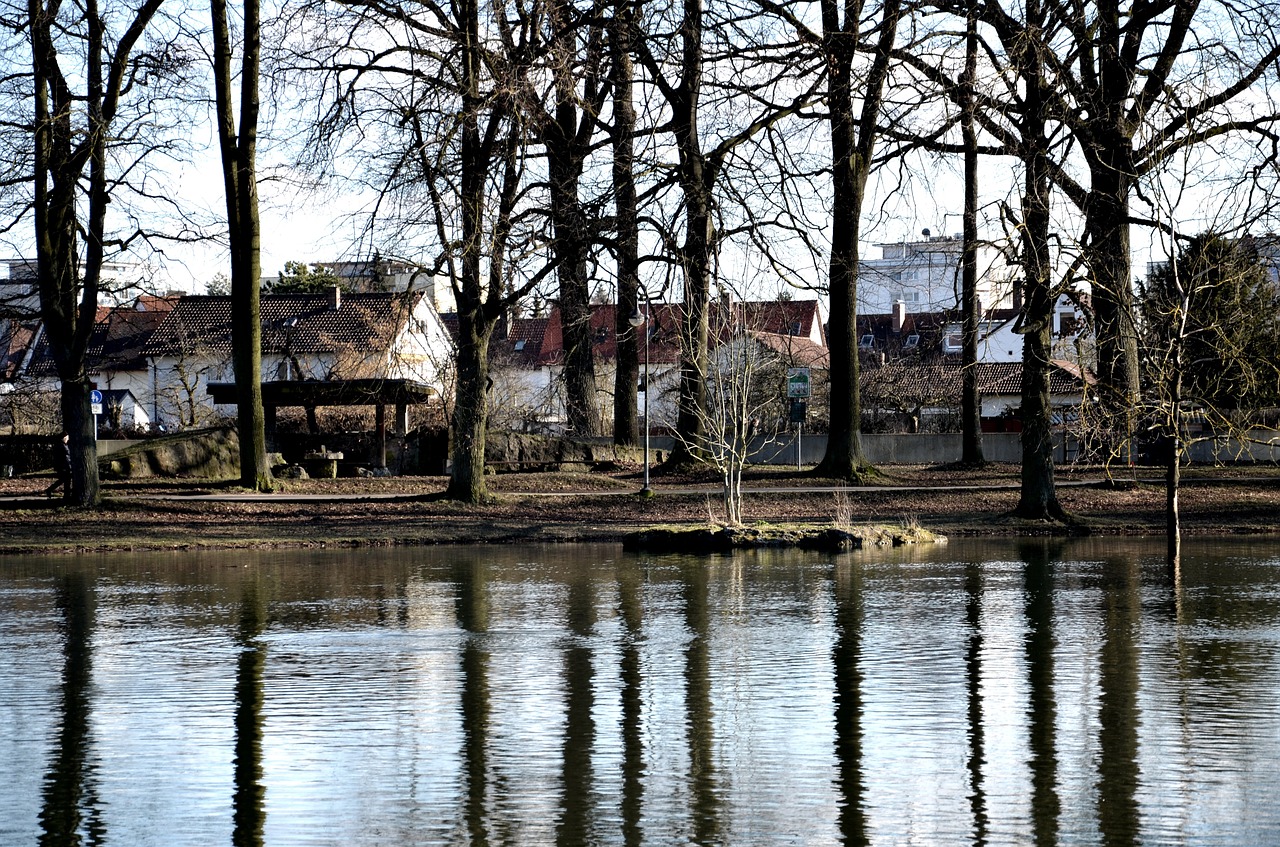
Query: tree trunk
[[611, 0, 641, 447], [815, 0, 899, 480], [1013, 4, 1064, 521], [664, 0, 712, 468], [960, 6, 985, 466], [446, 314, 492, 503], [212, 0, 273, 491], [61, 378, 98, 504], [1086, 158, 1141, 455], [544, 2, 599, 437]]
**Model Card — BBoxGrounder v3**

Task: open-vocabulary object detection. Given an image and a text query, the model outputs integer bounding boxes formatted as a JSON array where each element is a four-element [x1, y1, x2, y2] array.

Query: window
[[514, 340, 526, 352], [941, 333, 963, 355], [903, 334, 920, 349], [859, 333, 876, 349], [790, 321, 802, 336]]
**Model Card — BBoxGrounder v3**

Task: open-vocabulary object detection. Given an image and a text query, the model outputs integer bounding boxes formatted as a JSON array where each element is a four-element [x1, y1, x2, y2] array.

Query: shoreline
[[1, 463, 1277, 556]]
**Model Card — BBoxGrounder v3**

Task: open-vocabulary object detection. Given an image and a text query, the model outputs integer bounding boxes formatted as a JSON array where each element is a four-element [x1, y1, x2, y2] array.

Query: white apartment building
[[858, 234, 1020, 315]]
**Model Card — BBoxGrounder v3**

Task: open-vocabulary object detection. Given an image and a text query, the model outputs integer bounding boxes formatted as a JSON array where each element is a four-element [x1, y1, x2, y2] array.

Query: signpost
[[786, 368, 811, 469], [90, 389, 103, 440]]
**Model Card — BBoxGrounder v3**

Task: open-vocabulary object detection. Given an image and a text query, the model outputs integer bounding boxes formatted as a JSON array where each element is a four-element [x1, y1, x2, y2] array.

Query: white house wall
[[859, 238, 1019, 315]]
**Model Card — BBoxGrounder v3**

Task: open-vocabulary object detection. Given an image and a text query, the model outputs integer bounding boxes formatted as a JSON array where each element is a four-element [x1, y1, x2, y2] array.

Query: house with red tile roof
[[467, 299, 828, 432], [2, 294, 178, 432], [860, 358, 1096, 432], [139, 288, 452, 430], [6, 288, 453, 433]]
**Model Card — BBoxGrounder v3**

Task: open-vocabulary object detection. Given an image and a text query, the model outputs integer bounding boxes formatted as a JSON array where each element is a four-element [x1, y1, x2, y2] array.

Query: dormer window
[[941, 333, 963, 355], [859, 333, 876, 349], [903, 334, 920, 349]]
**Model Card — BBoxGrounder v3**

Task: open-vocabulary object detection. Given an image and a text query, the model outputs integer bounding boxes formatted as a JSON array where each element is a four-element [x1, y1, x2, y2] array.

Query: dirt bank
[[0, 463, 1276, 555]]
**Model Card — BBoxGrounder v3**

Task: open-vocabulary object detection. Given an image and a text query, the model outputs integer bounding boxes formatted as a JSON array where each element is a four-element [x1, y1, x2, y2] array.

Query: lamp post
[[627, 302, 651, 492]]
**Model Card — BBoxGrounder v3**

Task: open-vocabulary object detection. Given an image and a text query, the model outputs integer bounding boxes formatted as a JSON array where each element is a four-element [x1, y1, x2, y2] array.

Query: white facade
[[940, 300, 1085, 363], [858, 236, 1020, 315], [146, 295, 454, 430]]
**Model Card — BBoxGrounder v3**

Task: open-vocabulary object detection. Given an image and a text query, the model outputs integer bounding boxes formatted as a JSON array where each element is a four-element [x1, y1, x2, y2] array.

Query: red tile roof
[[860, 359, 1092, 406], [25, 295, 180, 376], [144, 292, 420, 357]]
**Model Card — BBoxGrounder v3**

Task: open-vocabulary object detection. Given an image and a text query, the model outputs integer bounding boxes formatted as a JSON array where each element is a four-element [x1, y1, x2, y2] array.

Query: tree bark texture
[[960, 7, 985, 466], [611, 0, 641, 447], [665, 0, 713, 466], [1013, 0, 1064, 521], [28, 0, 164, 506], [815, 0, 899, 480], [212, 0, 273, 491], [543, 0, 601, 437]]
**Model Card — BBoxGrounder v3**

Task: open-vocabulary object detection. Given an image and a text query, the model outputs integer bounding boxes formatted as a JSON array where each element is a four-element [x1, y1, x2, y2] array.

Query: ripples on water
[[2, 539, 1280, 846]]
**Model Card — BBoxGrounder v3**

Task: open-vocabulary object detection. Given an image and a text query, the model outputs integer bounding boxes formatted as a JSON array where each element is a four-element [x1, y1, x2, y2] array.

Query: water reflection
[[454, 556, 491, 847], [680, 560, 720, 846], [1020, 541, 1060, 847], [38, 572, 104, 847], [963, 561, 987, 847], [232, 578, 267, 847], [831, 560, 867, 847], [2, 539, 1280, 846], [557, 564, 596, 845], [617, 560, 645, 847], [1096, 549, 1140, 847]]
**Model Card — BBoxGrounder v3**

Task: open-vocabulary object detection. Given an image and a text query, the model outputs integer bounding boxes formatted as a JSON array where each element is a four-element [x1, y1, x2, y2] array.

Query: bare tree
[[2, 0, 171, 505], [1138, 231, 1280, 564], [610, 0, 642, 447], [212, 0, 273, 490], [631, 0, 818, 468], [1049, 0, 1280, 443], [518, 0, 610, 437], [958, 2, 984, 466], [667, 293, 782, 524]]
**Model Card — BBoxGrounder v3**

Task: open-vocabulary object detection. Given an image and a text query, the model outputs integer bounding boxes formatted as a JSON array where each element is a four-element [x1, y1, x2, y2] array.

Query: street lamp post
[[627, 302, 651, 492]]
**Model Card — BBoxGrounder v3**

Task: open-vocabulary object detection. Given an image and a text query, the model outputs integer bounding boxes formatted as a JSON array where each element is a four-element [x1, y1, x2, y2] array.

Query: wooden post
[[375, 404, 387, 468]]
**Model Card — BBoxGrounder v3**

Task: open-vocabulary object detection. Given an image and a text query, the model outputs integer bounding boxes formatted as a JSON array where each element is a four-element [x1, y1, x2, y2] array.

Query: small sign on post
[[786, 367, 811, 398], [89, 389, 103, 416]]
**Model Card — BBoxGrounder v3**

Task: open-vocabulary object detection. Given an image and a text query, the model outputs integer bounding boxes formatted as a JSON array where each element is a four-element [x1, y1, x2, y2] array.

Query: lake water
[[3, 538, 1280, 846]]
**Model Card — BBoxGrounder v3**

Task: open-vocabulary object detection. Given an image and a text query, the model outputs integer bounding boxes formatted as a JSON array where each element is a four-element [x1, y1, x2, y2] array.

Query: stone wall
[[485, 433, 642, 471], [99, 427, 241, 479]]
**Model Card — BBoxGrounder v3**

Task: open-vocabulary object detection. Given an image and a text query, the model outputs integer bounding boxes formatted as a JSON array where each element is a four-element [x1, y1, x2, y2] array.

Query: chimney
[[892, 299, 906, 333], [328, 285, 342, 310]]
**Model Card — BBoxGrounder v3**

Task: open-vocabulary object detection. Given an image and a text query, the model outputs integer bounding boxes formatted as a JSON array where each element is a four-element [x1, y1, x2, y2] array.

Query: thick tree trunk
[[960, 8, 985, 466], [447, 315, 492, 503], [814, 13, 866, 480], [664, 0, 712, 468], [544, 10, 599, 437], [212, 0, 272, 491], [668, 229, 710, 465], [815, 0, 899, 480], [1013, 9, 1064, 521], [60, 378, 98, 504], [611, 0, 640, 447], [1086, 160, 1141, 461]]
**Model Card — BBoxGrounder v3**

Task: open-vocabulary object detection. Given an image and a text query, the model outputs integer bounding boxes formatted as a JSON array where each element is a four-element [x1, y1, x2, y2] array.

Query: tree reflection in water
[[964, 560, 989, 846], [232, 578, 268, 847], [38, 572, 104, 847], [1020, 540, 1060, 847], [681, 560, 721, 846], [831, 559, 869, 847], [557, 567, 597, 845], [453, 557, 492, 847]]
